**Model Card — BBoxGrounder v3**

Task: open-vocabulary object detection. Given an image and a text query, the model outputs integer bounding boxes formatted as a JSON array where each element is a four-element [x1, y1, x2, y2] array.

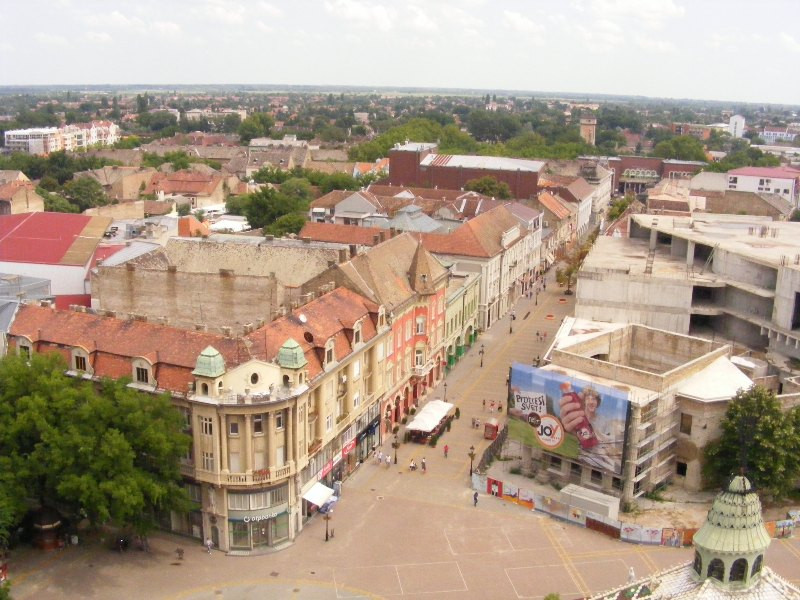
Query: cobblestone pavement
[[8, 275, 800, 599]]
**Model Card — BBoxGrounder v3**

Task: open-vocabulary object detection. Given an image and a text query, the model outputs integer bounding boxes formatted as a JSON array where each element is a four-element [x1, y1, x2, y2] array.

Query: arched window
[[693, 552, 702, 575], [729, 558, 747, 582], [751, 555, 763, 577], [707, 558, 725, 581], [283, 374, 290, 388], [201, 382, 209, 395]]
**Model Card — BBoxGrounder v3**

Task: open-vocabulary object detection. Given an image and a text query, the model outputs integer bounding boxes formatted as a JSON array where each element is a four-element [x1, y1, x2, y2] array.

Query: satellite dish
[[298, 314, 308, 324]]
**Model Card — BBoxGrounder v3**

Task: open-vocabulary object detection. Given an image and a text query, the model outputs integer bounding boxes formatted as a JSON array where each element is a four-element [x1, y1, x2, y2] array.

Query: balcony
[[223, 464, 293, 486], [179, 462, 195, 477], [412, 359, 435, 378]]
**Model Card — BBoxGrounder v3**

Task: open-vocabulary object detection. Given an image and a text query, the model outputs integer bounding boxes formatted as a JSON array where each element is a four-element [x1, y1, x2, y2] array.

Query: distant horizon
[[1, 83, 797, 109], [2, 0, 799, 106]]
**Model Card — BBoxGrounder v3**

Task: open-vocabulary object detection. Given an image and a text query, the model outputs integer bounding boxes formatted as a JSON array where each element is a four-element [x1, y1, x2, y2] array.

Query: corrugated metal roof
[[420, 153, 545, 173]]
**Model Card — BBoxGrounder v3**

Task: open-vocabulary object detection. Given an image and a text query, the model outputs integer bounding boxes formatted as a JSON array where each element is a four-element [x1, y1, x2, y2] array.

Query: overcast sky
[[2, 0, 799, 105]]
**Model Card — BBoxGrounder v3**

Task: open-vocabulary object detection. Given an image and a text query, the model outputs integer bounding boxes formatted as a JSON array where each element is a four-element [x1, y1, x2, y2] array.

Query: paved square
[[334, 565, 402, 598], [505, 524, 557, 552], [445, 527, 513, 555], [574, 559, 631, 594], [505, 564, 581, 599], [396, 561, 467, 595]]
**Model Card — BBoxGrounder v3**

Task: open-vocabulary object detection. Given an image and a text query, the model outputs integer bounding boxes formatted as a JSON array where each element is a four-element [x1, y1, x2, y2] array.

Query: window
[[251, 490, 269, 509], [415, 317, 425, 334], [74, 355, 87, 371], [676, 461, 688, 477], [377, 342, 384, 361], [250, 372, 259, 385], [271, 484, 288, 505], [276, 446, 285, 467], [612, 477, 622, 491], [187, 483, 202, 503], [253, 414, 263, 434], [275, 411, 284, 430], [693, 552, 702, 575], [549, 456, 562, 470], [707, 558, 724, 581], [679, 413, 693, 435], [415, 348, 424, 367], [325, 341, 334, 365], [202, 451, 215, 471], [590, 469, 602, 485], [135, 366, 149, 384], [228, 492, 249, 510], [386, 333, 393, 356], [353, 391, 360, 408], [730, 558, 748, 582], [18, 344, 31, 358], [352, 360, 360, 379], [570, 462, 581, 477], [326, 414, 333, 432], [354, 323, 362, 345], [405, 320, 411, 341], [751, 555, 763, 576], [200, 416, 213, 436], [229, 421, 239, 436]]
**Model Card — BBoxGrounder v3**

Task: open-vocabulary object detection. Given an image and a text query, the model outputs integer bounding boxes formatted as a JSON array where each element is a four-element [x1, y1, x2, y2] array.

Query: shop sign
[[332, 449, 343, 466], [342, 439, 356, 455], [243, 513, 277, 523], [357, 416, 381, 441], [319, 459, 333, 479]]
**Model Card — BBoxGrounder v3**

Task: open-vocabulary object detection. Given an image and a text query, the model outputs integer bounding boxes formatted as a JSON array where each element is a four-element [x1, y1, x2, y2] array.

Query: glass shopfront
[[227, 484, 290, 551]]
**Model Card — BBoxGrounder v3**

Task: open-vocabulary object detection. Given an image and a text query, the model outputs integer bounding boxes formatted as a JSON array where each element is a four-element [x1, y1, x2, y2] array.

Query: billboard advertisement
[[508, 363, 630, 474]]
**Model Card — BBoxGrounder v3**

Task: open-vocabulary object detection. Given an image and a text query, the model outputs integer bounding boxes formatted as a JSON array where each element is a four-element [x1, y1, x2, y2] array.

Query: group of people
[[408, 457, 426, 473], [374, 449, 392, 468], [481, 399, 502, 413]]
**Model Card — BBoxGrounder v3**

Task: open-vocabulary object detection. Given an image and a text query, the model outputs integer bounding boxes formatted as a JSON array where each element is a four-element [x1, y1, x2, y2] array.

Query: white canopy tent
[[406, 400, 455, 433], [302, 481, 335, 507]]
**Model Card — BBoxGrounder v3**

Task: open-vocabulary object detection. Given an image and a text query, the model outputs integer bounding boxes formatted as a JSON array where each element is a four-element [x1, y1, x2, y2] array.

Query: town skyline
[[2, 0, 800, 105]]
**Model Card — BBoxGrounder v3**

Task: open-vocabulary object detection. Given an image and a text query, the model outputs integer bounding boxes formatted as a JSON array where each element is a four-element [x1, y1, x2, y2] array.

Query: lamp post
[[468, 445, 476, 476], [392, 434, 399, 465], [479, 344, 485, 368], [324, 510, 333, 542], [443, 381, 448, 403]]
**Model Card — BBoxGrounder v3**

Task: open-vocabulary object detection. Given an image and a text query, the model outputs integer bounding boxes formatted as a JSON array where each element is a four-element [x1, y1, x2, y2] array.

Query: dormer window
[[132, 358, 152, 385], [325, 340, 335, 365], [354, 322, 362, 345], [17, 341, 31, 358]]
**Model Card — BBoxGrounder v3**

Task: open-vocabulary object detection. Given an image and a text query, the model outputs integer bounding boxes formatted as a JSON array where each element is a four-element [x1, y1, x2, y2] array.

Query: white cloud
[[84, 10, 145, 31], [323, 0, 396, 32], [256, 20, 273, 33], [258, 2, 282, 17], [634, 34, 676, 53], [575, 19, 622, 52], [153, 21, 181, 36], [195, 0, 246, 25], [780, 32, 800, 53], [85, 31, 112, 43], [34, 32, 68, 46], [408, 6, 438, 32], [585, 0, 684, 28], [503, 10, 543, 35]]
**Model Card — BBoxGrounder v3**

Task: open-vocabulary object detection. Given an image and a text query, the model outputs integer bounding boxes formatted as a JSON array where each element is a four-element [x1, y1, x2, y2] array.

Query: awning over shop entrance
[[302, 482, 335, 507]]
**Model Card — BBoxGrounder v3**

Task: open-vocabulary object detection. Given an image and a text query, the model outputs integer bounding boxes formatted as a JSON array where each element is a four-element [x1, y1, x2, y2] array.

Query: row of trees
[[0, 353, 190, 549]]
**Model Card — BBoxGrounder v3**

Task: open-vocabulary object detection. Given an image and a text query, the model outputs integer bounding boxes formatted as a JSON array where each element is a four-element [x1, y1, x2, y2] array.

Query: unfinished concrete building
[[533, 319, 751, 502], [576, 214, 800, 374], [91, 236, 352, 335]]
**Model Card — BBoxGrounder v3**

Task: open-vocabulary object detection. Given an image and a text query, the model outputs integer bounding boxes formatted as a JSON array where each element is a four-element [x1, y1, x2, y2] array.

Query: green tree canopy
[[464, 176, 512, 199], [238, 112, 275, 144], [0, 353, 190, 538], [279, 177, 314, 203], [703, 386, 800, 498], [38, 187, 80, 213], [652, 135, 707, 161], [244, 187, 305, 230], [62, 177, 108, 212], [265, 213, 307, 237]]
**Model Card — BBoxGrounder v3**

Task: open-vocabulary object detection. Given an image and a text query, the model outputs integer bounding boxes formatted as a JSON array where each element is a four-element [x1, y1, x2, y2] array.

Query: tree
[[464, 176, 512, 199], [225, 195, 252, 216], [279, 178, 313, 203], [703, 386, 800, 498], [222, 113, 241, 134], [176, 203, 191, 217], [237, 112, 274, 144], [38, 188, 80, 213], [62, 177, 108, 212], [0, 353, 190, 535], [244, 188, 301, 230], [652, 135, 707, 162], [265, 213, 307, 237], [555, 234, 596, 295]]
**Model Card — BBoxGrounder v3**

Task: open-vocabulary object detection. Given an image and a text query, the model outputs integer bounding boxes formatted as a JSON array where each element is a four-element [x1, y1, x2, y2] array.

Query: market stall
[[406, 400, 455, 443]]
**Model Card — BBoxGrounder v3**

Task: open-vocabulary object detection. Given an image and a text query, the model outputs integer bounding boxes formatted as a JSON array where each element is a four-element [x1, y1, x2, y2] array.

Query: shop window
[[229, 521, 250, 549], [676, 461, 688, 477], [680, 413, 693, 435], [253, 414, 263, 434], [272, 513, 289, 543], [228, 492, 249, 510], [251, 491, 269, 509]]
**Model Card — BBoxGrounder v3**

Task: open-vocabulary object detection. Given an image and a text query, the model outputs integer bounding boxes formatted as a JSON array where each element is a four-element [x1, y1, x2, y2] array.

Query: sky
[[2, 0, 799, 105]]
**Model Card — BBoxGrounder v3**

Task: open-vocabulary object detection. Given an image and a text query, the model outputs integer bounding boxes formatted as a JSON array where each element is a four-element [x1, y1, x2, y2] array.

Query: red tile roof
[[420, 205, 522, 258], [143, 170, 225, 196], [299, 222, 384, 245], [537, 191, 572, 220], [0, 212, 111, 266]]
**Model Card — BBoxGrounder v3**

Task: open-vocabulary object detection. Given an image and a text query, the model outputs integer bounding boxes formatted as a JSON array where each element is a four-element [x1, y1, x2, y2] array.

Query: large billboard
[[508, 363, 630, 474]]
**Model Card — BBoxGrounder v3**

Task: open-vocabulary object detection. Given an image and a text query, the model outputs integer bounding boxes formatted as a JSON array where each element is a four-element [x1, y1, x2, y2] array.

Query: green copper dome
[[192, 346, 226, 378], [277, 338, 307, 369], [693, 475, 771, 555]]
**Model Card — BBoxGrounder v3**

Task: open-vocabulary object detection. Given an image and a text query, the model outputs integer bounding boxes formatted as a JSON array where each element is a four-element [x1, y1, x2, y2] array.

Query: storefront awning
[[302, 482, 335, 507], [406, 400, 455, 433]]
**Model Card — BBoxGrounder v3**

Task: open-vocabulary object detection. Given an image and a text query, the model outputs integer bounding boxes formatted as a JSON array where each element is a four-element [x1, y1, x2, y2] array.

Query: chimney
[[349, 244, 357, 258], [338, 248, 348, 263]]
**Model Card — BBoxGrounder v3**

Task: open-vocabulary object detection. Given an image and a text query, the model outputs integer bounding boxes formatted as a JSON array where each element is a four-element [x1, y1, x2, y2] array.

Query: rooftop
[[420, 153, 545, 173]]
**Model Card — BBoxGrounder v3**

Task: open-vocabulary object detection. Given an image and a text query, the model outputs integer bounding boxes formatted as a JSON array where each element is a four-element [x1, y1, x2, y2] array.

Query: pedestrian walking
[[535, 330, 539, 339], [490, 401, 495, 413], [385, 455, 391, 468], [377, 450, 383, 465], [482, 398, 486, 411], [205, 538, 213, 554], [498, 402, 502, 413], [444, 444, 449, 458], [421, 457, 426, 473], [473, 491, 479, 507]]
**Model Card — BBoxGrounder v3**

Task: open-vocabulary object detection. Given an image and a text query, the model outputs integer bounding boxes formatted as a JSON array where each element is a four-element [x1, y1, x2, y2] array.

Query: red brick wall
[[388, 149, 426, 187]]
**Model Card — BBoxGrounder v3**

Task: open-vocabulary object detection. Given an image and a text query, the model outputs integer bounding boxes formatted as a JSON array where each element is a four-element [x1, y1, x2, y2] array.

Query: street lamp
[[392, 434, 399, 465], [468, 445, 476, 476], [479, 344, 485, 368], [443, 381, 448, 402], [323, 510, 333, 542]]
